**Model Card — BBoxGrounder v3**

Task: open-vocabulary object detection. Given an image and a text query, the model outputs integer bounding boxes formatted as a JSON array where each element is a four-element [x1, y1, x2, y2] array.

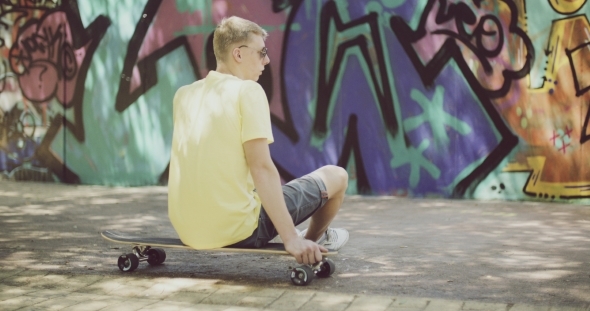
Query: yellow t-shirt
[[168, 70, 274, 249]]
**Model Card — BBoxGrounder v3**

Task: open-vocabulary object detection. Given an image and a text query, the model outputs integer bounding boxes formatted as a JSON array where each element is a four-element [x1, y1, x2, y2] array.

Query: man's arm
[[243, 138, 327, 264]]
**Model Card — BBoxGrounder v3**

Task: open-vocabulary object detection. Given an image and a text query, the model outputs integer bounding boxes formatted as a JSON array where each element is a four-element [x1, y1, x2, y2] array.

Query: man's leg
[[304, 165, 348, 242]]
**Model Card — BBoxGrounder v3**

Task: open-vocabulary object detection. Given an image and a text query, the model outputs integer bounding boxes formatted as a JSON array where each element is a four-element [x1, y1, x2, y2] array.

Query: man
[[168, 16, 348, 265]]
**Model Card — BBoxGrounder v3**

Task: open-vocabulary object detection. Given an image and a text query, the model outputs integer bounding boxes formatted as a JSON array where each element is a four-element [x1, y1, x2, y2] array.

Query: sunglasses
[[238, 45, 268, 60]]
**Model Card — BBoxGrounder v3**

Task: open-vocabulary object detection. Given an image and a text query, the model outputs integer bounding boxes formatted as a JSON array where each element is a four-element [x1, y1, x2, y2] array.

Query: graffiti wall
[[0, 0, 588, 202]]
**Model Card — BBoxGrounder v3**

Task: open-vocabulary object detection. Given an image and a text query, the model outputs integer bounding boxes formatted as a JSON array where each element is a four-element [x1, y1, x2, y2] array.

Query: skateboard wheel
[[118, 253, 139, 272], [316, 258, 335, 278], [147, 248, 166, 265], [290, 265, 313, 286]]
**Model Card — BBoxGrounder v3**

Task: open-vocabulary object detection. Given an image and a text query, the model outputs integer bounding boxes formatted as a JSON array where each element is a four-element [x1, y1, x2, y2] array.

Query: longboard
[[101, 230, 337, 286]]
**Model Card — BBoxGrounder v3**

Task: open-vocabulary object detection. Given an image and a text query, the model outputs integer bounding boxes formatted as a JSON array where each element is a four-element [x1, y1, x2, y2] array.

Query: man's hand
[[283, 236, 328, 265], [243, 139, 327, 263]]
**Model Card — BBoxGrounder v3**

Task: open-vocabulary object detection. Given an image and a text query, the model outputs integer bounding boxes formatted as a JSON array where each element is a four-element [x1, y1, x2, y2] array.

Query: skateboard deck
[[101, 230, 338, 286], [101, 230, 337, 255]]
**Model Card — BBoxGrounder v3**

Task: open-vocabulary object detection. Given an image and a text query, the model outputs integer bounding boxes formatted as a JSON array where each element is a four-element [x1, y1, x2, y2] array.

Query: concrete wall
[[0, 0, 588, 202]]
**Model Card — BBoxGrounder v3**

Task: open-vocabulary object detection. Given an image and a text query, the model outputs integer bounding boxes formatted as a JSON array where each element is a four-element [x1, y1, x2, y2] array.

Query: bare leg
[[304, 165, 348, 241]]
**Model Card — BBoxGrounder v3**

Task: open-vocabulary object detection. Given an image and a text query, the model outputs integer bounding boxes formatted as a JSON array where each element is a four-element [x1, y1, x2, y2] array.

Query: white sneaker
[[300, 227, 349, 251], [268, 228, 303, 243]]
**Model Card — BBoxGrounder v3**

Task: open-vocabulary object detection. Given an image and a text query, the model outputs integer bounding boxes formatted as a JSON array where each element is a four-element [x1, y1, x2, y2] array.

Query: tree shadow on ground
[[1, 182, 589, 307]]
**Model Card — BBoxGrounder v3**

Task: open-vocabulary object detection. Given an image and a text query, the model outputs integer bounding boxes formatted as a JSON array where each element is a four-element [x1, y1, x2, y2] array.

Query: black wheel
[[290, 265, 313, 286], [147, 248, 166, 265], [316, 258, 336, 278], [117, 253, 139, 272]]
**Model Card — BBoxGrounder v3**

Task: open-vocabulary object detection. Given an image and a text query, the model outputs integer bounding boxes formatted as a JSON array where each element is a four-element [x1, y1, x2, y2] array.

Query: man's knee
[[318, 165, 348, 194], [332, 165, 349, 189]]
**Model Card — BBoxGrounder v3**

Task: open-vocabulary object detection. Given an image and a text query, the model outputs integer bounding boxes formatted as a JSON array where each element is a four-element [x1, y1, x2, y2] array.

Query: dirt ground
[[0, 180, 589, 307]]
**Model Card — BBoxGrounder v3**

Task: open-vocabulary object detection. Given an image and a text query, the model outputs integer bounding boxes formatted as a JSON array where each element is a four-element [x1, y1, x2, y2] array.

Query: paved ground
[[0, 180, 589, 310]]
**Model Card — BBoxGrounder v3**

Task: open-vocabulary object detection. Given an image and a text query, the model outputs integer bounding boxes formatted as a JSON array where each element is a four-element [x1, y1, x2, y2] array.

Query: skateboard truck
[[118, 246, 167, 272], [289, 257, 336, 286]]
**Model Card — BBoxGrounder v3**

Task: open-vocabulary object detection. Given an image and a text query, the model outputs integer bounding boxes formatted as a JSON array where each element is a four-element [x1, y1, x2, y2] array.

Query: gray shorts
[[228, 173, 329, 248]]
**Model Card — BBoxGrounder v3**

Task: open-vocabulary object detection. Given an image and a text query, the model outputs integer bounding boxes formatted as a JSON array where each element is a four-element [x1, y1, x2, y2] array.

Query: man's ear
[[231, 47, 242, 63]]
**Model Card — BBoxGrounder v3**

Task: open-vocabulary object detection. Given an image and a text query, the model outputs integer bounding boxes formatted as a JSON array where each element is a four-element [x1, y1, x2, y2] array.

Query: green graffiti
[[408, 0, 430, 29], [62, 1, 197, 185], [345, 152, 359, 195], [175, 0, 210, 17], [388, 135, 441, 189], [305, 0, 323, 20], [282, 23, 301, 31], [335, 0, 352, 22], [472, 168, 531, 201], [404, 86, 472, 147], [368, 0, 406, 10], [174, 25, 217, 37]]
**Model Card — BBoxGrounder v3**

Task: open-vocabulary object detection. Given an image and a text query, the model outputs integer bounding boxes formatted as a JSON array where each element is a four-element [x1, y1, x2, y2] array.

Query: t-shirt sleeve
[[172, 86, 185, 123], [239, 81, 274, 144]]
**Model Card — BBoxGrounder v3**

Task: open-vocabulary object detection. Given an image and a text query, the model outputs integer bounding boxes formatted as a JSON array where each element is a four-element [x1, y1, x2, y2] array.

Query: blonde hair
[[213, 16, 268, 63]]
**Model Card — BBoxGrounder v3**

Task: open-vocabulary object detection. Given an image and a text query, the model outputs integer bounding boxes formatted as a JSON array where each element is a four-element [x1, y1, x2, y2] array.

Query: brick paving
[[3, 271, 588, 311]]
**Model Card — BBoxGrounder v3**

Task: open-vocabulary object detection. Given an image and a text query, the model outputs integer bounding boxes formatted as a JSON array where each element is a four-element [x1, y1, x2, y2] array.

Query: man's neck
[[215, 63, 243, 79]]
